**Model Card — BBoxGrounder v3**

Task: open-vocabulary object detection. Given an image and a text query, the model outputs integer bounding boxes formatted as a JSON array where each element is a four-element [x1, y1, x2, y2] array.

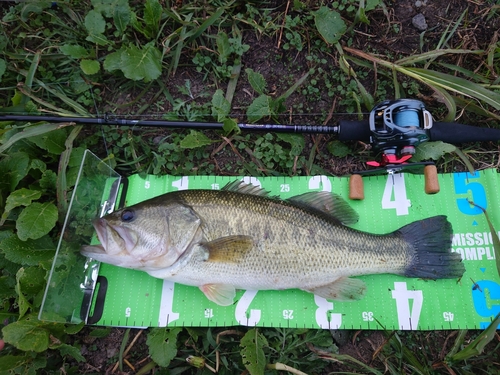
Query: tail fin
[[398, 215, 465, 279]]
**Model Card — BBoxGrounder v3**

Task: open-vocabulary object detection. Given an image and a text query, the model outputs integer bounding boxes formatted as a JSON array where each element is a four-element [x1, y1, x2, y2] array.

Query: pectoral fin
[[305, 277, 366, 301], [200, 284, 236, 306], [203, 235, 254, 263]]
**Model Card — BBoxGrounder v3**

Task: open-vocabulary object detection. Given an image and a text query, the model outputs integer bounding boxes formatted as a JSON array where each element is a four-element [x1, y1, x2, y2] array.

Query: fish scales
[[161, 189, 412, 289]]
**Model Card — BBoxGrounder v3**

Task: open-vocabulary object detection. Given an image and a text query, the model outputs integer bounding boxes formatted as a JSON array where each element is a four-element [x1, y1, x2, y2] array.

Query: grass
[[0, 0, 500, 373]]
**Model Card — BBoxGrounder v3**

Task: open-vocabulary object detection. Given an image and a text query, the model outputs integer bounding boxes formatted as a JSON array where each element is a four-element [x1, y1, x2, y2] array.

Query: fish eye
[[120, 209, 135, 222]]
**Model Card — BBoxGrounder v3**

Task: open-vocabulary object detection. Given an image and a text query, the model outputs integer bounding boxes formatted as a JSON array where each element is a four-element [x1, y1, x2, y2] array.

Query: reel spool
[[349, 99, 439, 200]]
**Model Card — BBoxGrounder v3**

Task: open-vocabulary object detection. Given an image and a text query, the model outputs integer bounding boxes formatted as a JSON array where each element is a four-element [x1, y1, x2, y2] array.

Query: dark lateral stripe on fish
[[398, 215, 465, 279]]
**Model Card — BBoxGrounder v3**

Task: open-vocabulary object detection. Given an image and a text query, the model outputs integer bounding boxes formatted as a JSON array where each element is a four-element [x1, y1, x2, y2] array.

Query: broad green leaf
[[18, 266, 46, 295], [313, 6, 346, 44], [223, 118, 240, 134], [57, 343, 86, 362], [0, 123, 67, 154], [366, 0, 381, 11], [0, 235, 55, 265], [0, 231, 20, 276], [276, 133, 305, 155], [246, 68, 267, 95], [0, 355, 28, 373], [3, 188, 42, 214], [247, 94, 272, 123], [240, 328, 268, 375], [68, 147, 87, 167], [327, 140, 351, 157], [1, 188, 42, 225], [84, 9, 106, 35], [211, 89, 230, 122], [16, 202, 58, 241], [0, 58, 6, 82], [146, 327, 181, 367], [39, 169, 57, 191], [113, 1, 131, 35], [86, 33, 109, 46], [216, 32, 231, 63], [0, 151, 30, 193], [144, 0, 162, 37], [413, 141, 456, 162], [120, 42, 162, 82], [103, 49, 123, 72], [80, 59, 100, 75], [65, 321, 85, 335], [180, 130, 212, 149], [85, 9, 108, 45], [28, 127, 67, 154], [60, 44, 89, 59], [2, 319, 50, 352], [30, 158, 47, 173]]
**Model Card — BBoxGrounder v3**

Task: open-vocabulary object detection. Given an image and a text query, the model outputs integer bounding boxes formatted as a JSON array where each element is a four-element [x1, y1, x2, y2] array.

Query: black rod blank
[[0, 114, 341, 134]]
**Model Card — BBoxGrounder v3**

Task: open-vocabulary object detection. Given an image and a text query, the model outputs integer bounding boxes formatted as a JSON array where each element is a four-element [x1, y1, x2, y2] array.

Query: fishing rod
[[2, 99, 499, 146], [4, 98, 500, 199]]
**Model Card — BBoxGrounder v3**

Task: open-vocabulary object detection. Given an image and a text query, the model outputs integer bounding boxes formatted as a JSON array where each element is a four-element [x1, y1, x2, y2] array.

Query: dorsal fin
[[222, 181, 273, 197], [287, 191, 359, 225]]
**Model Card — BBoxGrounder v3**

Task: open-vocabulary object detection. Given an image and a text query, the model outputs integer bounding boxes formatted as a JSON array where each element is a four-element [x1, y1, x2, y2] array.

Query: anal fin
[[305, 277, 366, 301], [200, 284, 236, 306]]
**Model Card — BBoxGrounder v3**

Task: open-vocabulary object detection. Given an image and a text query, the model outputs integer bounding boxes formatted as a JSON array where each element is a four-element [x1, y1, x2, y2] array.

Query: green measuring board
[[82, 170, 499, 331]]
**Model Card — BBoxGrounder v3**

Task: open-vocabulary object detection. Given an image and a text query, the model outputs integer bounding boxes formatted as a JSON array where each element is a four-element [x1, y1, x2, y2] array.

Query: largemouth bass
[[81, 181, 465, 306]]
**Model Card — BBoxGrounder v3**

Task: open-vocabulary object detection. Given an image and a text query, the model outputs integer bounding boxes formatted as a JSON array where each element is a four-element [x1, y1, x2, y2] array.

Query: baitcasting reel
[[349, 99, 439, 200], [367, 99, 433, 166]]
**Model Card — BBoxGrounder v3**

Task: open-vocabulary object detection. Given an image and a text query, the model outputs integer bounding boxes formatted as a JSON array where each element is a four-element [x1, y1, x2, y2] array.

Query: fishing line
[[0, 79, 370, 119], [88, 81, 114, 171]]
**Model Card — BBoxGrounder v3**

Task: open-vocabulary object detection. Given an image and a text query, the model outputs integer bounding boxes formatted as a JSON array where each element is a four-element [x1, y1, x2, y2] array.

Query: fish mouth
[[92, 218, 108, 250], [90, 217, 138, 254], [80, 218, 107, 259]]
